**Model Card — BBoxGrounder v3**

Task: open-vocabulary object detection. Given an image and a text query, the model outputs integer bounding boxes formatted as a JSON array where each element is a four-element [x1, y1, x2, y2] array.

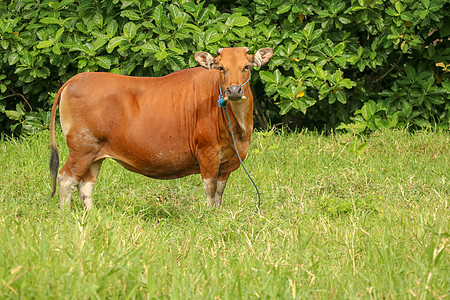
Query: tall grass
[[0, 129, 448, 299]]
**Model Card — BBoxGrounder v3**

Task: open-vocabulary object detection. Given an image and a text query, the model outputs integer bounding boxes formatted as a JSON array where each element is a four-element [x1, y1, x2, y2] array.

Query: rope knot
[[218, 95, 227, 108]]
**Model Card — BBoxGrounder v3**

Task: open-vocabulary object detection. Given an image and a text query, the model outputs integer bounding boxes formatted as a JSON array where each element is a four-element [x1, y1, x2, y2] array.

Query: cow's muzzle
[[225, 85, 246, 101]]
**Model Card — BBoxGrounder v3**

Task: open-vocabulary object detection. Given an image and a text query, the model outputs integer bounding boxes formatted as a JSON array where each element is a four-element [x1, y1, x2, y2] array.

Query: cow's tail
[[49, 81, 69, 198]]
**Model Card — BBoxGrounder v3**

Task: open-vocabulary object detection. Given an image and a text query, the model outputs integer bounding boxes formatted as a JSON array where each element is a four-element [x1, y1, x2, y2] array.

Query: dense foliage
[[0, 0, 449, 135]]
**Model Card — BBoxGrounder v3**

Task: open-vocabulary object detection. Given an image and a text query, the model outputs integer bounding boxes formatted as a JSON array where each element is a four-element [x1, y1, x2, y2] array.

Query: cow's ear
[[194, 52, 218, 69], [251, 48, 273, 67]]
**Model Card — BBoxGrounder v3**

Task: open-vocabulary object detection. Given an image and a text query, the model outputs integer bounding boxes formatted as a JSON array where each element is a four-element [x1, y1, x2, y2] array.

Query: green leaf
[[233, 16, 250, 27], [169, 47, 183, 55], [106, 36, 127, 53], [335, 90, 347, 104], [106, 20, 119, 37], [442, 79, 450, 93], [52, 43, 61, 54], [418, 9, 428, 19], [206, 32, 221, 44], [347, 55, 360, 64], [400, 11, 413, 21], [273, 69, 283, 85], [395, 1, 403, 13], [123, 22, 138, 39], [388, 112, 399, 128], [36, 40, 54, 49], [333, 56, 347, 67], [361, 100, 377, 121], [404, 65, 416, 79], [1, 40, 8, 50], [402, 101, 412, 117], [357, 60, 366, 72], [413, 118, 431, 128], [5, 109, 24, 121], [172, 16, 184, 25], [303, 22, 315, 39], [152, 4, 164, 24], [93, 38, 108, 51], [260, 71, 276, 83], [183, 23, 201, 32], [139, 43, 159, 52], [8, 53, 19, 65], [292, 97, 316, 114], [339, 78, 356, 89], [279, 101, 293, 115], [277, 87, 294, 99], [55, 28, 64, 41], [421, 0, 430, 9], [319, 83, 332, 99], [232, 27, 246, 38], [39, 17, 60, 25], [276, 3, 291, 14], [338, 17, 352, 24], [155, 50, 168, 61], [69, 44, 93, 55], [166, 56, 185, 71], [357, 46, 364, 57], [96, 56, 111, 69], [121, 10, 141, 21], [441, 17, 450, 37]]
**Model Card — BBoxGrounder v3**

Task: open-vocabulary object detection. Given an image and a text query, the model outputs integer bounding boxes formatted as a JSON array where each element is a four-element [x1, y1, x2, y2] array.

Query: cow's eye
[[218, 66, 225, 72], [243, 65, 251, 72]]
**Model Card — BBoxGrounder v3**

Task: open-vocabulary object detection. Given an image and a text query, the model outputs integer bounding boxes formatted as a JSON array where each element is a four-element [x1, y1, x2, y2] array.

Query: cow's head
[[194, 47, 273, 102]]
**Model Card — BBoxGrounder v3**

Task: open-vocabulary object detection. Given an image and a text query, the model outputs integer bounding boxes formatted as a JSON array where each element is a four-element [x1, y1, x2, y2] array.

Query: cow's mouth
[[223, 95, 247, 102]]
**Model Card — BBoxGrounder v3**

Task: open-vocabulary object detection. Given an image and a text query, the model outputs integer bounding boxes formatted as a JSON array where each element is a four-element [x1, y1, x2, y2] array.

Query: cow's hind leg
[[78, 159, 103, 211], [58, 152, 98, 210], [58, 172, 78, 210]]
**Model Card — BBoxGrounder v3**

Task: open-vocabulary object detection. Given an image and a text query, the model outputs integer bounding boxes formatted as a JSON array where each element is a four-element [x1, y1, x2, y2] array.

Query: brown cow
[[49, 47, 273, 210]]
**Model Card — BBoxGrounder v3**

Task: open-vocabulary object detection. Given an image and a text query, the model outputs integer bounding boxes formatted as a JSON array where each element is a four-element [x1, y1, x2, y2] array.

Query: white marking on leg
[[203, 178, 218, 207], [215, 180, 227, 207], [78, 181, 94, 211], [58, 174, 78, 209]]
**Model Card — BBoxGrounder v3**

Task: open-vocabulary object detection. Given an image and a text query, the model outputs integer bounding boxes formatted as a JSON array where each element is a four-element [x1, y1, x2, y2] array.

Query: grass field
[[0, 129, 448, 299]]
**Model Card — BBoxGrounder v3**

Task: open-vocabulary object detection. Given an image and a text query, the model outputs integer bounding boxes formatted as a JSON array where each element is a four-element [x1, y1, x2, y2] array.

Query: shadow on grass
[[131, 201, 184, 221], [128, 188, 195, 221]]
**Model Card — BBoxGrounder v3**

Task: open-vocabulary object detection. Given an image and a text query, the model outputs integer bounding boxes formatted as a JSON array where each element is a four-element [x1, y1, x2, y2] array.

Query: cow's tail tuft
[[49, 144, 59, 198], [49, 87, 64, 198]]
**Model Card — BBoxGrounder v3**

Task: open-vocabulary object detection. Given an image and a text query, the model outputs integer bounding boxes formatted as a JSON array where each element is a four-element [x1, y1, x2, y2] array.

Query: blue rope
[[217, 71, 261, 212]]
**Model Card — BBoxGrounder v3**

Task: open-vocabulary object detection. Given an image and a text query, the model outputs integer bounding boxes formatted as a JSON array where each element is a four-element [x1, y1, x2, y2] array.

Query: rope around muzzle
[[217, 71, 261, 212]]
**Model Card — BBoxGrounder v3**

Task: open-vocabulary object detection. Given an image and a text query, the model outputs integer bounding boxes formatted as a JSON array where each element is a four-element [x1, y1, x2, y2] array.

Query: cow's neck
[[227, 98, 253, 138]]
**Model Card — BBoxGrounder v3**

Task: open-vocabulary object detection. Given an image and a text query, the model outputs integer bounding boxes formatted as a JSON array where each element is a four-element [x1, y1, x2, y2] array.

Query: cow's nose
[[226, 85, 243, 101]]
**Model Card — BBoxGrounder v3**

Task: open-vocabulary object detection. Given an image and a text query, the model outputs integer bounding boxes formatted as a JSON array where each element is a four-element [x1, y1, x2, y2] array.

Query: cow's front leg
[[198, 152, 221, 207], [202, 178, 218, 207], [214, 172, 230, 207]]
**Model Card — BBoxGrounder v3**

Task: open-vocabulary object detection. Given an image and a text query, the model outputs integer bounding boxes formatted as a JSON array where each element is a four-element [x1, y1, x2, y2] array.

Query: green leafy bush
[[0, 0, 449, 135], [246, 0, 450, 131]]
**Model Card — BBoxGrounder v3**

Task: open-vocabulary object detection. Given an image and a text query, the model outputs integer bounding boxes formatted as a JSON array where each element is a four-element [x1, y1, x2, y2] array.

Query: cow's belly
[[97, 135, 200, 179], [115, 156, 200, 179]]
